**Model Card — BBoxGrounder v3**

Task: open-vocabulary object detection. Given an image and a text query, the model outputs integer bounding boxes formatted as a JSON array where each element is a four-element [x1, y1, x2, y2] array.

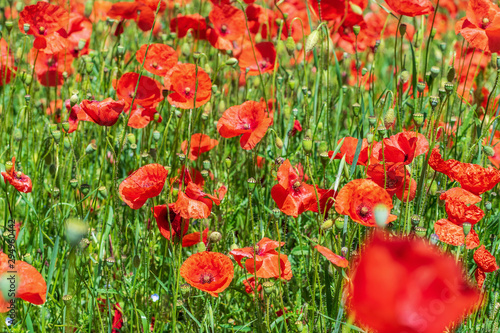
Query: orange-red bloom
[[164, 64, 212, 109], [315, 245, 348, 268], [170, 14, 207, 39], [152, 204, 188, 241], [385, 0, 434, 17], [136, 43, 178, 76], [335, 179, 397, 227], [172, 182, 223, 219], [181, 133, 219, 161], [271, 159, 317, 217], [0, 38, 15, 86], [67, 13, 92, 57], [217, 101, 272, 150], [434, 219, 480, 249], [230, 237, 293, 280], [428, 148, 500, 195], [238, 42, 278, 76], [367, 162, 416, 201], [18, 2, 69, 54], [1, 157, 32, 193], [0, 252, 47, 312], [374, 131, 429, 165], [346, 232, 480, 333], [474, 245, 499, 273], [207, 5, 245, 51], [180, 251, 234, 297], [107, 1, 155, 32], [80, 98, 125, 126], [307, 0, 367, 22], [116, 72, 163, 109], [119, 164, 168, 209], [440, 188, 484, 226], [34, 50, 74, 87], [127, 107, 161, 128], [328, 137, 373, 166], [455, 0, 500, 53]]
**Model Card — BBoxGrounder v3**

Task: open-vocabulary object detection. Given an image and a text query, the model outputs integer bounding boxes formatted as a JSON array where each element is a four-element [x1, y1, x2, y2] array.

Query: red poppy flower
[[434, 219, 480, 249], [346, 232, 480, 333], [67, 101, 95, 133], [182, 228, 209, 247], [428, 148, 500, 195], [152, 204, 189, 241], [97, 298, 123, 332], [335, 179, 397, 227], [243, 277, 263, 296], [230, 237, 293, 280], [289, 120, 303, 137], [163, 64, 212, 109], [0, 38, 15, 86], [107, 1, 155, 32], [367, 162, 417, 202], [474, 245, 499, 273], [67, 13, 92, 57], [238, 42, 278, 76], [207, 5, 245, 51], [116, 72, 163, 109], [307, 188, 337, 215], [136, 43, 178, 76], [246, 4, 277, 39], [217, 101, 272, 150], [127, 107, 162, 128], [119, 164, 168, 209], [18, 2, 69, 54], [385, 0, 434, 17], [34, 50, 74, 87], [0, 252, 47, 312], [307, 0, 367, 22], [315, 245, 348, 268], [328, 137, 373, 166], [374, 131, 429, 165], [455, 0, 500, 53], [171, 166, 206, 189], [173, 182, 223, 219], [181, 133, 219, 161], [440, 188, 484, 226], [270, 159, 317, 217], [170, 14, 207, 39], [1, 157, 32, 193], [80, 98, 125, 126], [180, 251, 234, 297]]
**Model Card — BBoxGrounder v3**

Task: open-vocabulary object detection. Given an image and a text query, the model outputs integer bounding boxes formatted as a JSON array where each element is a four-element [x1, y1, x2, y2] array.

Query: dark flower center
[[220, 24, 228, 34], [184, 87, 192, 98], [292, 181, 301, 190], [129, 92, 135, 98], [199, 272, 215, 284], [482, 17, 490, 29], [152, 61, 158, 68], [260, 61, 268, 69], [39, 26, 45, 35], [16, 171, 23, 179], [243, 123, 251, 130], [359, 206, 370, 217]]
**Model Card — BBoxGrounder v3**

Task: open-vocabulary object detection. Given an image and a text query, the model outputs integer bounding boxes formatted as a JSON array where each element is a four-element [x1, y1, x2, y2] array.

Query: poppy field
[[2, 0, 500, 331]]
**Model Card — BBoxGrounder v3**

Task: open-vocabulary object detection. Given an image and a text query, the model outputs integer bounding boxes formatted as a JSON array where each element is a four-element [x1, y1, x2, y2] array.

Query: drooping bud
[[384, 108, 395, 128], [305, 29, 320, 53], [484, 146, 495, 157], [275, 137, 284, 149], [285, 36, 295, 55], [85, 143, 97, 155]]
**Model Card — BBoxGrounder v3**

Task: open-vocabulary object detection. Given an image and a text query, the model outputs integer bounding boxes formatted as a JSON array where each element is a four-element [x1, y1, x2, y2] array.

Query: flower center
[[39, 26, 45, 34], [292, 181, 301, 190], [243, 123, 250, 130], [482, 17, 490, 29], [221, 24, 228, 34], [16, 171, 23, 179], [129, 92, 135, 98], [359, 206, 369, 216], [260, 61, 268, 69], [152, 61, 158, 68], [199, 272, 214, 284]]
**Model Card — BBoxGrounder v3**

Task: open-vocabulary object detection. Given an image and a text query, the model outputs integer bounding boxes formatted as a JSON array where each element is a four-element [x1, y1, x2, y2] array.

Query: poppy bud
[[98, 186, 108, 199], [151, 130, 161, 142], [384, 108, 395, 128], [368, 115, 377, 127], [484, 146, 495, 157], [224, 157, 232, 169], [85, 143, 97, 155], [275, 137, 284, 149], [417, 81, 426, 93], [415, 227, 427, 237], [430, 28, 437, 38], [462, 222, 472, 237], [24, 74, 32, 85], [209, 231, 222, 243], [247, 177, 257, 192], [23, 23, 30, 33], [85, 60, 93, 74], [263, 281, 275, 294], [116, 45, 125, 57], [52, 130, 61, 142], [366, 133, 374, 144], [335, 217, 345, 230], [5, 21, 13, 32], [302, 136, 313, 154], [321, 219, 333, 230], [399, 24, 407, 36], [485, 201, 492, 210], [60, 121, 70, 133], [218, 100, 226, 114], [411, 215, 421, 227], [447, 67, 455, 82], [373, 204, 389, 228], [352, 103, 361, 116], [70, 94, 79, 106], [133, 255, 141, 268], [226, 58, 238, 67], [288, 79, 297, 90], [197, 242, 206, 252], [305, 29, 320, 53], [285, 36, 296, 55], [353, 25, 361, 36], [429, 96, 439, 109]]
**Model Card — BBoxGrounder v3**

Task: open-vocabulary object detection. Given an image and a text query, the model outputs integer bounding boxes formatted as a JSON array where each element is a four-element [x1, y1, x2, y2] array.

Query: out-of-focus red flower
[[0, 38, 15, 86], [243, 277, 263, 296], [246, 4, 278, 39], [170, 14, 207, 39], [367, 162, 417, 202], [91, 1, 114, 22], [164, 64, 212, 109], [428, 148, 500, 195], [328, 137, 374, 166], [0, 252, 47, 312], [307, 0, 367, 23], [80, 98, 125, 126], [346, 232, 480, 333], [67, 13, 92, 57], [136, 43, 178, 76], [434, 219, 480, 249], [289, 120, 303, 137], [315, 245, 348, 268], [230, 237, 293, 280], [152, 204, 188, 241], [181, 133, 219, 161], [335, 179, 397, 227], [127, 107, 161, 128], [180, 251, 234, 297], [385, 0, 434, 17], [439, 188, 484, 226], [1, 157, 32, 193], [455, 0, 500, 53], [173, 182, 223, 219], [182, 228, 209, 247], [107, 2, 155, 32], [207, 5, 245, 51], [115, 72, 163, 109], [271, 159, 317, 217], [33, 50, 74, 87], [238, 42, 278, 76], [217, 101, 272, 150], [97, 298, 123, 332], [18, 2, 69, 54], [374, 131, 429, 165], [119, 164, 168, 209], [487, 134, 500, 168]]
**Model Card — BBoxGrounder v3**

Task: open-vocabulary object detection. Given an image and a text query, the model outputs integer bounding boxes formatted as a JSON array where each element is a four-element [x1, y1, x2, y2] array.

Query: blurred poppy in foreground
[[135, 43, 177, 76], [385, 0, 434, 17], [164, 64, 212, 109], [230, 237, 293, 280], [80, 98, 125, 126], [473, 245, 499, 288], [152, 204, 188, 241], [315, 245, 348, 268], [428, 148, 500, 195], [34, 50, 74, 87], [0, 252, 47, 312], [119, 164, 168, 209], [1, 157, 32, 193], [217, 101, 272, 150], [0, 39, 15, 86], [180, 251, 234, 297], [181, 133, 219, 161], [107, 1, 155, 32], [346, 232, 480, 333], [335, 179, 396, 227], [434, 219, 480, 249]]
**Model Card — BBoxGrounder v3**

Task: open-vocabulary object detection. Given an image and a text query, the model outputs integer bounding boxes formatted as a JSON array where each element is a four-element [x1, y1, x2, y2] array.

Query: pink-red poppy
[[207, 5, 245, 51], [119, 164, 168, 209], [135, 43, 178, 76], [115, 72, 163, 109], [127, 107, 162, 128], [315, 245, 348, 268], [473, 245, 498, 288], [238, 42, 278, 76], [180, 251, 234, 297], [152, 204, 189, 241], [80, 98, 125, 126], [1, 157, 32, 193], [367, 162, 417, 202], [164, 64, 212, 109], [217, 101, 272, 150], [181, 134, 219, 161], [434, 219, 480, 249], [67, 101, 95, 133]]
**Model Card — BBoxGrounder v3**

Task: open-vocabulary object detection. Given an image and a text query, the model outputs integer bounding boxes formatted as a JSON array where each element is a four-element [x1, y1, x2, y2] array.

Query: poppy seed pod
[[23, 23, 30, 33], [152, 130, 161, 142], [262, 281, 275, 294], [224, 157, 232, 169], [353, 25, 361, 36], [438, 88, 446, 100], [5, 21, 13, 32], [415, 227, 427, 237], [52, 130, 61, 142], [200, 170, 209, 179], [399, 23, 407, 36], [247, 177, 257, 192], [429, 96, 439, 109], [106, 257, 115, 268], [384, 108, 395, 128], [411, 215, 421, 227], [462, 222, 472, 237], [70, 94, 79, 106], [335, 217, 345, 230], [302, 137, 313, 154], [305, 29, 320, 53], [368, 115, 377, 127], [209, 231, 222, 243], [352, 103, 361, 116], [85, 143, 97, 155], [430, 66, 440, 78], [80, 184, 90, 195], [225, 58, 238, 67], [366, 133, 374, 144], [116, 45, 125, 57], [445, 82, 454, 93], [70, 179, 78, 189], [413, 113, 424, 126], [485, 201, 492, 210], [417, 81, 426, 92]]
